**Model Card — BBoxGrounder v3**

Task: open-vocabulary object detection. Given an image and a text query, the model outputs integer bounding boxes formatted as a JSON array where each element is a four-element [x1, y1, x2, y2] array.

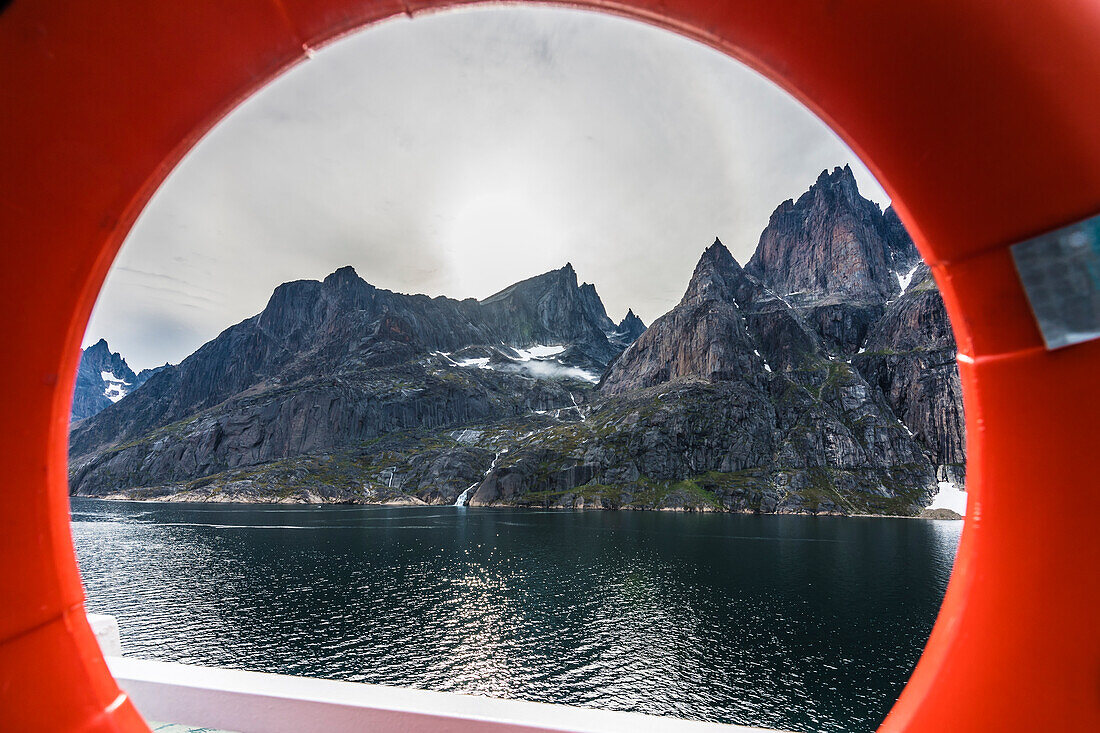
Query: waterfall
[[453, 482, 477, 507], [455, 448, 507, 507], [569, 392, 586, 421]]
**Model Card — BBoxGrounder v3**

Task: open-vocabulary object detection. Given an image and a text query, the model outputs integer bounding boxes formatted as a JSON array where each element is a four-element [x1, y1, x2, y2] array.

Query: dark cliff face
[[738, 171, 961, 483], [852, 266, 965, 482], [71, 340, 140, 420], [466, 372, 934, 515], [882, 206, 923, 275], [743, 168, 926, 358]]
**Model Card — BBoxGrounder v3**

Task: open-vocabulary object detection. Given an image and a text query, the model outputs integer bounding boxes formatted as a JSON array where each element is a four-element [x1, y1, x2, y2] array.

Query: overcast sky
[[85, 6, 888, 371]]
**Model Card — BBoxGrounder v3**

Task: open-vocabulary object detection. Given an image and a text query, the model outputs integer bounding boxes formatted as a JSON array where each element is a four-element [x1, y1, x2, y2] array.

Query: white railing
[[94, 616, 792, 733], [108, 656, 790, 733]]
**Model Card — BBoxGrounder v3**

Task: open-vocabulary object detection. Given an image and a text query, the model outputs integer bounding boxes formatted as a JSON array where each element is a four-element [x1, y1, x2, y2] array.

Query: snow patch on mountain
[[436, 344, 599, 383], [896, 264, 920, 293], [100, 371, 131, 403], [513, 344, 567, 360]]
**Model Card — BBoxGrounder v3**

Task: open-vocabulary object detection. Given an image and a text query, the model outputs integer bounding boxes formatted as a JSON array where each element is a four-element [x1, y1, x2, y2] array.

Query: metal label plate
[[1011, 213, 1100, 350]]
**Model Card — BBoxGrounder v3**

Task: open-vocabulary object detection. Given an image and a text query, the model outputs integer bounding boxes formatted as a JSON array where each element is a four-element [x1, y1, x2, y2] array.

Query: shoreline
[[71, 494, 962, 520]]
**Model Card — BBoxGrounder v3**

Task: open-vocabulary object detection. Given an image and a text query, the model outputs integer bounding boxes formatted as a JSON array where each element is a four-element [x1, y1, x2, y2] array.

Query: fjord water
[[71, 500, 961, 733]]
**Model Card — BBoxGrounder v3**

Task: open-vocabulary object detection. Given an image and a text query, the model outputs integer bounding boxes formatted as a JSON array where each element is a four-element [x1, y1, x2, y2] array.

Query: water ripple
[[71, 499, 961, 733]]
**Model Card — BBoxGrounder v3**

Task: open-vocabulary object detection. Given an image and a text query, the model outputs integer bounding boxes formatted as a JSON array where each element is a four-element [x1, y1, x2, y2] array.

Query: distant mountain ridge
[[70, 166, 964, 514], [71, 340, 165, 420], [69, 263, 644, 499]]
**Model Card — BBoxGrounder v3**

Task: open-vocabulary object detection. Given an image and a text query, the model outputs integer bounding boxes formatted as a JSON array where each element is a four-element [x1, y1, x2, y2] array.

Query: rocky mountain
[[610, 309, 646, 349], [737, 167, 963, 483], [600, 241, 767, 392], [465, 235, 938, 515], [70, 340, 165, 420], [478, 263, 623, 370], [746, 166, 923, 356], [68, 264, 643, 500], [69, 167, 964, 515], [747, 166, 921, 301]]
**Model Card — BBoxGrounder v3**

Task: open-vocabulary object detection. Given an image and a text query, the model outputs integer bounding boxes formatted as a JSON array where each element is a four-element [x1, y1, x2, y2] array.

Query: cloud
[[83, 5, 888, 371]]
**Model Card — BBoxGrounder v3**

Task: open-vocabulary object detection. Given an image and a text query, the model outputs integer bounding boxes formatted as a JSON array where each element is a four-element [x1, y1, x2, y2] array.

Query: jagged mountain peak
[[327, 264, 360, 280], [71, 339, 142, 421], [261, 265, 377, 332], [612, 308, 647, 346], [810, 165, 859, 196], [321, 265, 376, 296], [700, 237, 740, 268], [482, 264, 580, 305], [619, 308, 645, 330], [746, 166, 911, 303], [681, 237, 744, 307], [700, 236, 734, 263], [78, 339, 133, 377], [790, 165, 867, 217], [477, 264, 619, 363], [816, 163, 855, 184], [600, 237, 769, 395], [803, 165, 865, 213]]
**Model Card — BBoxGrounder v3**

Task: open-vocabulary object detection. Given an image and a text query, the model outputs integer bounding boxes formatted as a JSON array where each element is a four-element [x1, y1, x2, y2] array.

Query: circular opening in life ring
[[1, 2, 1098, 732]]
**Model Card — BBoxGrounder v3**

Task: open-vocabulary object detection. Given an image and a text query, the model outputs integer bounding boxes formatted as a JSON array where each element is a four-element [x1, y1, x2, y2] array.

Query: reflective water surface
[[71, 499, 961, 732]]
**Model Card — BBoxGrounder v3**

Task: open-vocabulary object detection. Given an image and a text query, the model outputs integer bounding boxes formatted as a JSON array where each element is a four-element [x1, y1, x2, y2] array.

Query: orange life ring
[[1, 1, 1098, 731]]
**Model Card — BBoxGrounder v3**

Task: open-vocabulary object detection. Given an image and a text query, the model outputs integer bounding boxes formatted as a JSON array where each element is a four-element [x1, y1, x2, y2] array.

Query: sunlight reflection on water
[[72, 500, 961, 733]]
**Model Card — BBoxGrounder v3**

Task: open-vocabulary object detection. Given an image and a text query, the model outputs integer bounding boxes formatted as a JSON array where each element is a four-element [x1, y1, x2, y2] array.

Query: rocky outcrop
[[464, 370, 935, 514], [919, 507, 963, 520], [68, 363, 590, 499]]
